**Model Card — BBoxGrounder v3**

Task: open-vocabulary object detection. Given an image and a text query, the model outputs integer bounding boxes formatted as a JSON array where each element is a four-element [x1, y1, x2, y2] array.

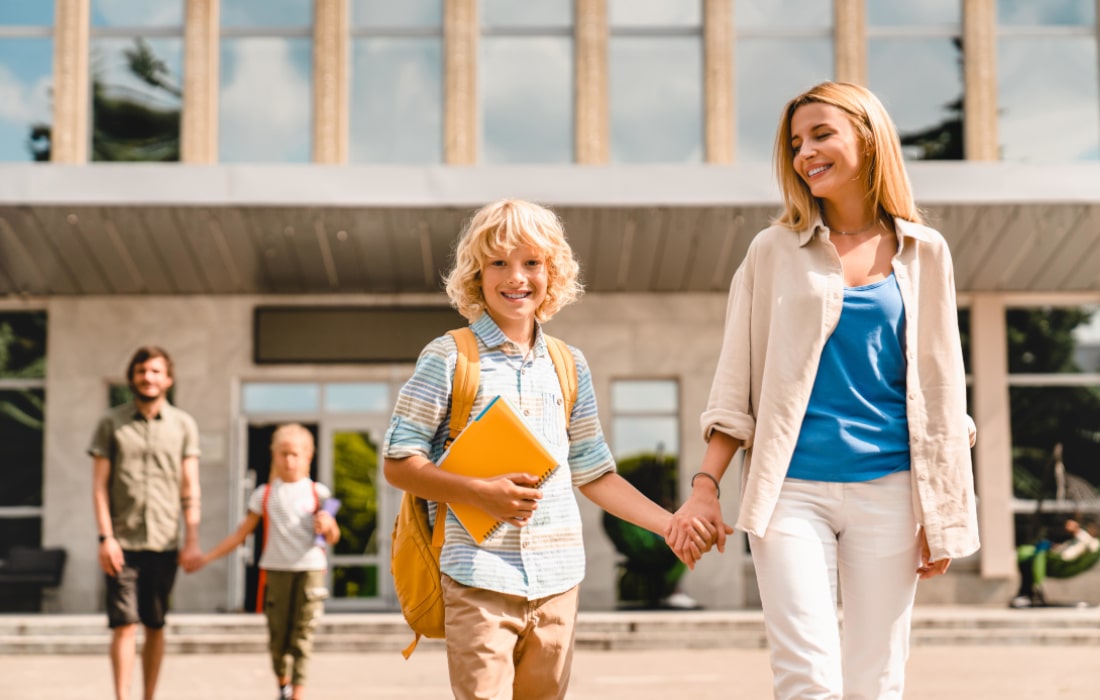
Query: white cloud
[[92, 0, 181, 27], [220, 39, 311, 162], [0, 65, 50, 124]]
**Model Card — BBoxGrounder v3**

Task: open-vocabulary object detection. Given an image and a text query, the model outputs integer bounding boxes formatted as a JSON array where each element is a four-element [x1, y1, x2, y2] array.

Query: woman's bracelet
[[690, 472, 721, 499]]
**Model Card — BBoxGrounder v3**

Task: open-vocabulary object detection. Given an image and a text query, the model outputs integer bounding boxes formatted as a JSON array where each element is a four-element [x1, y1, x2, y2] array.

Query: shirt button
[[556, 398, 562, 405], [918, 473, 928, 481], [908, 393, 917, 400], [524, 409, 530, 416]]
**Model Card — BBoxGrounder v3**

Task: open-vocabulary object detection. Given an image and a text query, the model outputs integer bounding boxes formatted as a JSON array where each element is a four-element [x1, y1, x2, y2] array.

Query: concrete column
[[834, 0, 865, 85], [704, 0, 733, 163], [963, 0, 998, 160], [313, 0, 348, 163], [444, 0, 478, 164], [181, 0, 219, 163], [51, 0, 90, 163], [575, 0, 608, 164], [970, 294, 1016, 578]]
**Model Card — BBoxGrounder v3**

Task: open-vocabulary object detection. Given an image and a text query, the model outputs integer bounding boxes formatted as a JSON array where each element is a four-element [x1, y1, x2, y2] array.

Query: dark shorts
[[106, 550, 179, 629]]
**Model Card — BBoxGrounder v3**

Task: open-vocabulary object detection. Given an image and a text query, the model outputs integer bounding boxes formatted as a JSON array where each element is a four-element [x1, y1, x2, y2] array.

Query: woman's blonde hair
[[444, 199, 583, 323], [773, 81, 923, 230]]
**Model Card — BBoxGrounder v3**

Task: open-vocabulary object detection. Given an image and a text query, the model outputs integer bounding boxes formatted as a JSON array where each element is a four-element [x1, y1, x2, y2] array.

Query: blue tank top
[[787, 274, 911, 482]]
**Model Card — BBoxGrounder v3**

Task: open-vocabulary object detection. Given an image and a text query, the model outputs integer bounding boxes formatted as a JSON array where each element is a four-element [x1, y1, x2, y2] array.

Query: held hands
[[666, 485, 734, 570], [473, 473, 543, 529], [179, 541, 204, 574]]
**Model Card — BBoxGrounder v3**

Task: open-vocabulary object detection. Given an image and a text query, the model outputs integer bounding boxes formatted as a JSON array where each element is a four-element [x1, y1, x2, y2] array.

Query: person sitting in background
[[1012, 519, 1100, 609]]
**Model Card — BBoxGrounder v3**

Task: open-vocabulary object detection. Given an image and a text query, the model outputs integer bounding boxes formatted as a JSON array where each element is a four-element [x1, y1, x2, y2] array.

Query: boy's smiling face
[[481, 244, 548, 345], [270, 436, 313, 483]]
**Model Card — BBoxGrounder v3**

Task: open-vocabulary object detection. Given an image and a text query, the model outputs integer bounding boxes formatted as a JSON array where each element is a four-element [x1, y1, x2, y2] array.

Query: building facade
[[1, 0, 1099, 613]]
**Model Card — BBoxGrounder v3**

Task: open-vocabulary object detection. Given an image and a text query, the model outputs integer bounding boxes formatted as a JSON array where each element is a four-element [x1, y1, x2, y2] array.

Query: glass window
[[0, 311, 46, 554], [90, 37, 183, 161], [868, 0, 960, 26], [611, 379, 680, 470], [868, 38, 963, 160], [222, 0, 312, 28], [997, 37, 1099, 161], [91, 0, 183, 27], [609, 0, 702, 27], [483, 0, 572, 27], [736, 0, 832, 30], [323, 383, 390, 413], [220, 37, 312, 162], [0, 6, 54, 25], [481, 36, 573, 163], [350, 38, 442, 163], [331, 429, 382, 600], [610, 36, 703, 163], [0, 36, 53, 162], [242, 383, 320, 413], [735, 39, 832, 163], [1006, 306, 1100, 546], [612, 380, 678, 413], [352, 0, 442, 28], [998, 0, 1096, 26]]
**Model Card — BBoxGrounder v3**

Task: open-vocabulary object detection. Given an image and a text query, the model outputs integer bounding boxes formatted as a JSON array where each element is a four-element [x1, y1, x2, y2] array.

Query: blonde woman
[[668, 82, 979, 699]]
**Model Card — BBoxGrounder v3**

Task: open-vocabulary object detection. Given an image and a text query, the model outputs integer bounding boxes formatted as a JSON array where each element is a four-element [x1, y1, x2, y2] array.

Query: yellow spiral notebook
[[437, 395, 560, 543]]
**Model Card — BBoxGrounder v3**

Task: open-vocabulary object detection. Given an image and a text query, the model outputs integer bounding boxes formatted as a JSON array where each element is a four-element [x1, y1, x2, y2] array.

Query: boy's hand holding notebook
[[437, 396, 559, 542]]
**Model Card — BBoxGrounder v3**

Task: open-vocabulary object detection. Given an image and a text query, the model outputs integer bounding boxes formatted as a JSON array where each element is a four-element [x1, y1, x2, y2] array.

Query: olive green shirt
[[88, 402, 201, 552]]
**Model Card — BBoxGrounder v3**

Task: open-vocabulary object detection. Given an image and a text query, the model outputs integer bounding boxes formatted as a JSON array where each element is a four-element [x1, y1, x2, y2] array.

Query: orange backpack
[[390, 327, 577, 658]]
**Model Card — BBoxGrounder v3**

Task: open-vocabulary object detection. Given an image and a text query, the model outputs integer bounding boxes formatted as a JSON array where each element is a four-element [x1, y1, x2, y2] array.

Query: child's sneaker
[[279, 683, 293, 699]]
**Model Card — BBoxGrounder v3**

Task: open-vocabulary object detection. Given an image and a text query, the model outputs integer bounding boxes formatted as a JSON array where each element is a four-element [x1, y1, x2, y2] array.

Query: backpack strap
[[256, 482, 272, 614], [446, 328, 481, 446], [433, 328, 481, 549], [543, 335, 577, 430]]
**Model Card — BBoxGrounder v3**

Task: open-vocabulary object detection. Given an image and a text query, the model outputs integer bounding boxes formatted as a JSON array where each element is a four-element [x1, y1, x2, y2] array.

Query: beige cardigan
[[701, 218, 980, 561]]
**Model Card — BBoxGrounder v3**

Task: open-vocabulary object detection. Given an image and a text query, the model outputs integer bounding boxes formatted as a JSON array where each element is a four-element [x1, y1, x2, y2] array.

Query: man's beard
[[131, 388, 159, 403]]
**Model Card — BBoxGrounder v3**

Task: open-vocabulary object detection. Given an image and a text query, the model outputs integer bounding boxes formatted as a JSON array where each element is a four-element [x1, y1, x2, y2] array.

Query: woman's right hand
[[666, 488, 733, 570]]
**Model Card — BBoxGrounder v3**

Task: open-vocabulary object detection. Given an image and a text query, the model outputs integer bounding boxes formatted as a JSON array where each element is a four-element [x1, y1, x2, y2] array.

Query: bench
[[0, 546, 67, 612]]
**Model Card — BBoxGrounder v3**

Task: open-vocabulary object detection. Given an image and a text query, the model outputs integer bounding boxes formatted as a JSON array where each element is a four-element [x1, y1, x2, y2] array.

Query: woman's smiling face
[[789, 101, 869, 204]]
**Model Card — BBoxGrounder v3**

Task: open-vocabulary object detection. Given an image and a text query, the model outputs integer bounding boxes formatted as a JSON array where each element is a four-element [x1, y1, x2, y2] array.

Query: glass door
[[320, 420, 396, 610]]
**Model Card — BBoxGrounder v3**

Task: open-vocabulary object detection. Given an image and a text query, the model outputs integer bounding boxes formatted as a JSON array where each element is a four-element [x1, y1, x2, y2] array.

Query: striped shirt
[[383, 313, 615, 599]]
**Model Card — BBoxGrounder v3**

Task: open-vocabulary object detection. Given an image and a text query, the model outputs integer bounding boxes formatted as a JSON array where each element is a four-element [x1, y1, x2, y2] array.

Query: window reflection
[[483, 0, 572, 27], [242, 383, 320, 413], [349, 38, 442, 163], [91, 38, 183, 161], [997, 0, 1095, 26], [867, 0, 959, 26], [609, 0, 701, 27], [869, 38, 963, 160], [222, 0, 312, 28], [735, 0, 832, 30], [352, 0, 442, 28], [610, 37, 702, 163], [482, 37, 573, 163], [0, 5, 54, 24], [91, 0, 183, 27], [736, 38, 832, 163], [612, 380, 678, 412], [0, 39, 52, 162], [220, 38, 312, 162], [998, 38, 1099, 161], [324, 383, 390, 413]]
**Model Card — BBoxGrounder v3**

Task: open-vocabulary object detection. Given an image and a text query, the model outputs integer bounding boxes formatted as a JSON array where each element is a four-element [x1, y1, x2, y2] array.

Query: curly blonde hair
[[445, 199, 583, 323], [773, 81, 923, 231]]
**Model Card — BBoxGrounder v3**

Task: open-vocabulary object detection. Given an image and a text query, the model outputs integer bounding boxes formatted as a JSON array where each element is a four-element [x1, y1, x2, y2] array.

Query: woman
[[667, 82, 979, 699]]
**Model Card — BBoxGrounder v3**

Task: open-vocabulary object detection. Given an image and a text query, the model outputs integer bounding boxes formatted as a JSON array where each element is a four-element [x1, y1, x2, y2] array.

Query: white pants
[[748, 471, 920, 700]]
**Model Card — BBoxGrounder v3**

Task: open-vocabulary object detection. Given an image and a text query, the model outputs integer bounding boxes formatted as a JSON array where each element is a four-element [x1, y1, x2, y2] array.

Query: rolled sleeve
[[383, 337, 455, 462], [701, 261, 757, 447], [565, 347, 615, 487]]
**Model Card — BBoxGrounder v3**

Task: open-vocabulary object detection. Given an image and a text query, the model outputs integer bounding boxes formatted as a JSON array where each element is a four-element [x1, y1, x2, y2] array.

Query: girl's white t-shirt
[[247, 478, 332, 571]]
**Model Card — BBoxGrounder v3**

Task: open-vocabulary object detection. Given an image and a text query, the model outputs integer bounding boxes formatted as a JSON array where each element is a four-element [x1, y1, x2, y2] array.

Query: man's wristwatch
[[98, 534, 111, 544]]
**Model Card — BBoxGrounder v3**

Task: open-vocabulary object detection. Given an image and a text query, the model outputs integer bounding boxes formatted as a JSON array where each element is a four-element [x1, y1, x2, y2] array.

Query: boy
[[383, 199, 713, 699], [198, 424, 339, 700]]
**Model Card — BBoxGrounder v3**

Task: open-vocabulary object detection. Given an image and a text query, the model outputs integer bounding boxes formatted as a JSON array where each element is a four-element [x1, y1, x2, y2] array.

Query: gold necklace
[[826, 216, 880, 236]]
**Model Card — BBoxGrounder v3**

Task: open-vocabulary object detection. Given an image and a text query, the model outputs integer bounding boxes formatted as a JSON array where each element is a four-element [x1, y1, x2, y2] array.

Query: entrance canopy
[[0, 163, 1098, 296]]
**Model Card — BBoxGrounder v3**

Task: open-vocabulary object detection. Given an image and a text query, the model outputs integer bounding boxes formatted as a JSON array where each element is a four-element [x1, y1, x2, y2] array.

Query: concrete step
[[1, 606, 1097, 655]]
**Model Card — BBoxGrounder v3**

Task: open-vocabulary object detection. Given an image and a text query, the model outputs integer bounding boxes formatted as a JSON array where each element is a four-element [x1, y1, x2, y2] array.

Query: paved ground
[[3, 645, 1097, 699]]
